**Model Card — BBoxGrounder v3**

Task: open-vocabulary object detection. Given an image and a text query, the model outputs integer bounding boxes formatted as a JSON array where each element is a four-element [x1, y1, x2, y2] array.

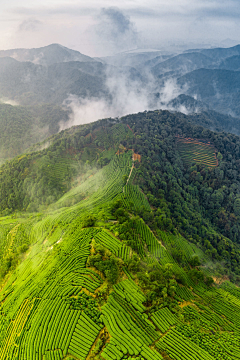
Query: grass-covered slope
[[1, 152, 240, 360]]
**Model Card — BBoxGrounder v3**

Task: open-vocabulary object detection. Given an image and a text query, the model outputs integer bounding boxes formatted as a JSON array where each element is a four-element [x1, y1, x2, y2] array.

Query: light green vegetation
[[1, 150, 240, 360]]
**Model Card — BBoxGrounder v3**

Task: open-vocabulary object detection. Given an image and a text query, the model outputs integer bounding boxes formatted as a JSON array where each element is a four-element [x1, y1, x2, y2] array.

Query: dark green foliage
[[65, 292, 102, 325], [134, 263, 179, 308], [82, 214, 97, 227], [120, 110, 240, 277], [126, 254, 141, 273], [189, 255, 201, 267], [88, 245, 121, 284]]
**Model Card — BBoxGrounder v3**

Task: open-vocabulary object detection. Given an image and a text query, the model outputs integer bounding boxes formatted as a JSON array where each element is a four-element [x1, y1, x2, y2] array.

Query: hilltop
[[0, 43, 95, 66]]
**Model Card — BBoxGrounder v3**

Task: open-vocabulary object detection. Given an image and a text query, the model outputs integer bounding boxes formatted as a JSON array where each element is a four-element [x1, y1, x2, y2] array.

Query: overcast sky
[[0, 0, 240, 56]]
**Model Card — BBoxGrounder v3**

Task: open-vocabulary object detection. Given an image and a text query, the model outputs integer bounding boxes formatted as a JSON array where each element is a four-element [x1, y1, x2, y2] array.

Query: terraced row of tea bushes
[[182, 304, 230, 331], [201, 290, 240, 329], [0, 298, 35, 360], [68, 312, 102, 360], [126, 166, 137, 185], [220, 281, 240, 300], [94, 230, 130, 262], [54, 151, 133, 213], [176, 138, 217, 167], [0, 219, 17, 255], [122, 184, 151, 212], [113, 280, 146, 313], [0, 227, 104, 360], [195, 302, 232, 330], [176, 320, 240, 360], [218, 289, 240, 308], [43, 349, 63, 360], [0, 216, 36, 280], [174, 285, 194, 301], [17, 299, 80, 360], [94, 123, 134, 149], [101, 291, 161, 360], [135, 219, 173, 264], [158, 230, 207, 265], [150, 307, 177, 333], [156, 329, 215, 360]]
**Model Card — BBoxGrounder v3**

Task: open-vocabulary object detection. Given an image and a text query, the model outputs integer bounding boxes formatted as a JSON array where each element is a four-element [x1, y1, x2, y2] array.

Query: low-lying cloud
[[60, 69, 188, 130]]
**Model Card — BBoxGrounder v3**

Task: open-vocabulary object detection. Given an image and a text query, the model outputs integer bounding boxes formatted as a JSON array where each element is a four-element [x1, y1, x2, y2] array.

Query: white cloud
[[0, 0, 239, 55]]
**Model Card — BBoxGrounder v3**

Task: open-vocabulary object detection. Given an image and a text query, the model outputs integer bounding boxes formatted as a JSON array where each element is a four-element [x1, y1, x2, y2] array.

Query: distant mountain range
[[0, 42, 240, 147]]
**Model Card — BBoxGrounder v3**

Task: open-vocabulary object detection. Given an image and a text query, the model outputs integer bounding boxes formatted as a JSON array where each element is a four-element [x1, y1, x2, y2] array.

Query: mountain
[[2, 110, 240, 360], [147, 44, 240, 77], [0, 55, 144, 106], [99, 50, 171, 68], [167, 95, 240, 135], [200, 44, 240, 61], [2, 43, 240, 119], [0, 58, 109, 105], [152, 52, 214, 77], [177, 68, 240, 116], [178, 68, 240, 97], [167, 94, 209, 112], [218, 55, 240, 71], [0, 43, 94, 66]]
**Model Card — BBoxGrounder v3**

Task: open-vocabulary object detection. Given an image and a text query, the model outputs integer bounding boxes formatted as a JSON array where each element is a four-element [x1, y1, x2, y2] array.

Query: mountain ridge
[[0, 43, 95, 66]]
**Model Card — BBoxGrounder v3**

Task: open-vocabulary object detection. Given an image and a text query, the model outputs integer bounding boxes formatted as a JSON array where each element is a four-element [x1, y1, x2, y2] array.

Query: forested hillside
[[2, 110, 240, 359]]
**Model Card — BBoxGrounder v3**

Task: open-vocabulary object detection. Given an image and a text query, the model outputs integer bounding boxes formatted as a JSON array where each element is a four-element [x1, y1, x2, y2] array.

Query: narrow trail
[[126, 163, 134, 186], [123, 160, 134, 193]]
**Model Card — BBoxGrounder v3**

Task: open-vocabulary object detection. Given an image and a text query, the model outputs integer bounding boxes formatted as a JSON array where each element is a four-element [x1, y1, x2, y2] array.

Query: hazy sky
[[1, 0, 240, 56]]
